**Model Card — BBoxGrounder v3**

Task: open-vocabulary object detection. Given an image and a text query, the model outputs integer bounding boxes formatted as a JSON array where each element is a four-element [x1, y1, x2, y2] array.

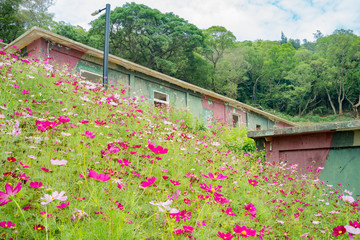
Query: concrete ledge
[[248, 120, 360, 138]]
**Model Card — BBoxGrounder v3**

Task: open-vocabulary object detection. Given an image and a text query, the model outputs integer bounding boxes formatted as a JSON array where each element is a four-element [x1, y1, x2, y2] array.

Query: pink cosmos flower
[[0, 221, 16, 228], [199, 182, 223, 196], [30, 181, 43, 188], [82, 131, 95, 138], [118, 159, 131, 167], [350, 221, 360, 228], [140, 176, 157, 188], [0, 51, 6, 55], [244, 203, 257, 219], [56, 201, 70, 209], [201, 172, 228, 180], [332, 225, 346, 236], [41, 167, 50, 172], [7, 157, 16, 162], [183, 225, 193, 233], [148, 141, 168, 154], [51, 159, 68, 166], [95, 120, 107, 125], [233, 225, 256, 238], [0, 182, 22, 206], [224, 208, 236, 216], [81, 119, 89, 124], [174, 229, 184, 234], [248, 179, 258, 187], [12, 84, 20, 89], [176, 209, 192, 222], [19, 162, 32, 168], [19, 173, 31, 181], [88, 170, 111, 182], [21, 90, 30, 95], [58, 116, 70, 123], [36, 120, 61, 131], [170, 180, 181, 185], [217, 232, 234, 239]]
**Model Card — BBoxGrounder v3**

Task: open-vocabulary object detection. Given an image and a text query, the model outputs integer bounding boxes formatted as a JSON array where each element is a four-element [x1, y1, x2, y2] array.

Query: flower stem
[[13, 199, 37, 240]]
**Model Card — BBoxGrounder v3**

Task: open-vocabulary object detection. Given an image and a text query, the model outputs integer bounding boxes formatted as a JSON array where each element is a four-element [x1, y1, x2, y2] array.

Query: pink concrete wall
[[27, 38, 84, 71], [201, 95, 247, 126], [26, 39, 42, 58], [265, 132, 333, 171]]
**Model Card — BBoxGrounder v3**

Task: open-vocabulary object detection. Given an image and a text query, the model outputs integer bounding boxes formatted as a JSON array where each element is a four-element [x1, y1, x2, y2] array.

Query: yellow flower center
[[37, 227, 42, 230], [52, 197, 55, 199], [339, 231, 342, 234], [5, 224, 8, 227], [241, 231, 247, 236], [211, 188, 215, 192]]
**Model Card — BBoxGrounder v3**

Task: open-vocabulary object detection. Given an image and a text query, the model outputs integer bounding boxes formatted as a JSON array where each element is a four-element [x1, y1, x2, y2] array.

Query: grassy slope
[[0, 54, 359, 239]]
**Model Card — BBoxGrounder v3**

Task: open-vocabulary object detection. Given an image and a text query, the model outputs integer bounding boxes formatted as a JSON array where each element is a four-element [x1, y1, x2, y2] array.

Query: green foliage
[[0, 0, 24, 43], [89, 2, 206, 84]]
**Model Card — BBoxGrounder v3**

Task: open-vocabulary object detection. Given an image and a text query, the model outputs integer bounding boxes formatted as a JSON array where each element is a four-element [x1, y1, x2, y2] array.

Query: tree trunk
[[325, 86, 337, 115]]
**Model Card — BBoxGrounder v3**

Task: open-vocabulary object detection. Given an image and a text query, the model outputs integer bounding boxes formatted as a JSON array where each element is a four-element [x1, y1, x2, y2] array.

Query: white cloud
[[48, 0, 360, 42]]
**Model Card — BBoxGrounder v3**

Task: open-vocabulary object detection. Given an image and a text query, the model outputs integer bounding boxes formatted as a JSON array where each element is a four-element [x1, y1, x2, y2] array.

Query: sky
[[48, 0, 360, 42]]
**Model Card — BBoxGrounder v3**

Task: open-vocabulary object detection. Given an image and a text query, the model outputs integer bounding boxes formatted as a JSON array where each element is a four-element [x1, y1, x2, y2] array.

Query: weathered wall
[[254, 129, 360, 195]]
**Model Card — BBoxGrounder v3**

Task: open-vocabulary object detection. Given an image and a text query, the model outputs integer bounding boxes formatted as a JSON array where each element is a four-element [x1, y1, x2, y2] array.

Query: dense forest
[[2, 0, 360, 119]]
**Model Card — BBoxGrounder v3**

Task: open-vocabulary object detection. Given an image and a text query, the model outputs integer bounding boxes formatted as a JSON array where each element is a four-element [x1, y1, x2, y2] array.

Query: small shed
[[248, 121, 360, 195]]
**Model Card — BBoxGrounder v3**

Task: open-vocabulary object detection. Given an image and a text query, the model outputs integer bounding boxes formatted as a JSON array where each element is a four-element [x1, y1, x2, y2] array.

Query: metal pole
[[103, 4, 110, 89]]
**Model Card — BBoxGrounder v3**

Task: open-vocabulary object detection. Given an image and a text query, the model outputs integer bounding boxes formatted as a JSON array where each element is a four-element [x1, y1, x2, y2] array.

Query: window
[[256, 124, 261, 130], [80, 70, 102, 83], [232, 115, 240, 127], [153, 91, 169, 108]]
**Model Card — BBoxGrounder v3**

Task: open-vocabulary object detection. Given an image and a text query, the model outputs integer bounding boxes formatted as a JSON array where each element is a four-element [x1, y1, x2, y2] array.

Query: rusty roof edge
[[5, 27, 296, 127], [247, 120, 360, 138]]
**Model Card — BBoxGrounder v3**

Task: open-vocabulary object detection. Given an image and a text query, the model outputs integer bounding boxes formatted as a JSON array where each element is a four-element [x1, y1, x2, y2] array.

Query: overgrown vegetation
[[2, 1, 360, 120], [0, 48, 359, 240]]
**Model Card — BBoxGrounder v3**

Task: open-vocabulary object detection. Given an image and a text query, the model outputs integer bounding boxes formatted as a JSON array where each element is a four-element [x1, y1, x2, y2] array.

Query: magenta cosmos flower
[[56, 201, 70, 209], [148, 142, 168, 154], [140, 176, 157, 188], [199, 182, 223, 196], [82, 130, 96, 138], [332, 225, 346, 236], [217, 231, 234, 239], [201, 172, 228, 180], [29, 181, 43, 188], [0, 182, 22, 206], [233, 225, 256, 238], [58, 116, 70, 123], [0, 221, 15, 228], [88, 170, 111, 182], [224, 208, 236, 216]]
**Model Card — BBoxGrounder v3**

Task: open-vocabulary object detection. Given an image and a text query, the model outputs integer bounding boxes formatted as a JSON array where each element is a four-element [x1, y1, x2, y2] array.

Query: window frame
[[80, 69, 103, 83], [153, 90, 169, 107]]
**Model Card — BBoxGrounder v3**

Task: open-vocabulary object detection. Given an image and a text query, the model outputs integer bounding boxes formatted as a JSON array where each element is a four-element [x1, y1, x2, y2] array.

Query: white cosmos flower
[[51, 159, 68, 166], [41, 191, 67, 205]]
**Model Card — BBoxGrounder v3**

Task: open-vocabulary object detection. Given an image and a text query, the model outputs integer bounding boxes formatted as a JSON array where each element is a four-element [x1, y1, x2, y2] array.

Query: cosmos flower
[[233, 225, 256, 238], [51, 159, 68, 166], [148, 141, 168, 154], [88, 170, 111, 182], [140, 176, 157, 188], [217, 232, 234, 239], [201, 172, 228, 180], [56, 202, 70, 209], [82, 131, 96, 138], [0, 182, 22, 206], [29, 182, 43, 188], [0, 221, 15, 228], [332, 225, 346, 237], [40, 191, 67, 205]]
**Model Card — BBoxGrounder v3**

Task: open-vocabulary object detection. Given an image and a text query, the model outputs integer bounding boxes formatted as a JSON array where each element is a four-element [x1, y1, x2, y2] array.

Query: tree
[[0, 0, 24, 43], [18, 0, 56, 30], [317, 29, 360, 115], [89, 3, 205, 83], [202, 26, 236, 92]]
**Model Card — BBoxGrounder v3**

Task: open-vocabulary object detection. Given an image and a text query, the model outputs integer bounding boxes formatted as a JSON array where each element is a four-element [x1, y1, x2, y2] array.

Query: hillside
[[0, 51, 359, 239]]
